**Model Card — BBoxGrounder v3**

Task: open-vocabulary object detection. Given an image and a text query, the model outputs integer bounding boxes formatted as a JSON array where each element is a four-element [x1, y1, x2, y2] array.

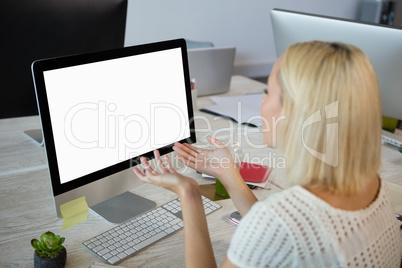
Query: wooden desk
[[0, 76, 401, 267]]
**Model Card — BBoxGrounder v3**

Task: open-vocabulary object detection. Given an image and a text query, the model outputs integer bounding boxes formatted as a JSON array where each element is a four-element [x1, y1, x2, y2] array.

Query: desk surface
[[0, 76, 401, 267]]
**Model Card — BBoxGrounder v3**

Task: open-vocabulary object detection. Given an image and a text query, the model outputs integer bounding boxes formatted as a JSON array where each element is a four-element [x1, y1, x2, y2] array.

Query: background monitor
[[187, 46, 236, 97], [0, 0, 127, 119], [271, 8, 402, 121], [32, 39, 196, 223]]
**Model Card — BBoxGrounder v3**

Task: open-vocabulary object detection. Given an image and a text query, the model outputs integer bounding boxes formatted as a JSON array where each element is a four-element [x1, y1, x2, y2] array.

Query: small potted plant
[[31, 231, 67, 268]]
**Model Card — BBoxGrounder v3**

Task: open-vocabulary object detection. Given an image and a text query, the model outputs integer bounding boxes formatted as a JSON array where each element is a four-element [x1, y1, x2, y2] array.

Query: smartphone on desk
[[229, 211, 242, 225]]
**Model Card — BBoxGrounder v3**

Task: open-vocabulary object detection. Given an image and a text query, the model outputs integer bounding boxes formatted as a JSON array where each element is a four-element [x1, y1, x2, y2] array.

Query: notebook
[[202, 162, 273, 189], [187, 46, 236, 96]]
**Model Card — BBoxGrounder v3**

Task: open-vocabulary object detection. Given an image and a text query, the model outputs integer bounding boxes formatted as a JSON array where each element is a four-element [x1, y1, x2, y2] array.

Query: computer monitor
[[1, 0, 127, 119], [31, 39, 196, 223], [270, 8, 402, 120]]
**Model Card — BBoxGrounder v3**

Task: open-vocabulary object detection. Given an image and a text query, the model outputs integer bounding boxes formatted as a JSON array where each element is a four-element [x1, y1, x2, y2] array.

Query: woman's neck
[[304, 176, 380, 211]]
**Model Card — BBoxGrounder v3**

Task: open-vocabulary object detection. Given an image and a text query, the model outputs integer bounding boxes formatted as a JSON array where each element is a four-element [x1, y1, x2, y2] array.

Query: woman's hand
[[134, 150, 217, 268], [173, 136, 237, 181], [133, 149, 198, 197], [174, 136, 258, 216]]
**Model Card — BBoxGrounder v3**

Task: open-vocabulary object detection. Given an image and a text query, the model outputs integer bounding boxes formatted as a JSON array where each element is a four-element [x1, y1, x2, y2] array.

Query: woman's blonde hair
[[278, 41, 382, 195]]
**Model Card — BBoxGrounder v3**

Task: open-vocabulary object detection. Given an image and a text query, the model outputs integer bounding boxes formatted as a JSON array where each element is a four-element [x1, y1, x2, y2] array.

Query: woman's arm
[[180, 181, 217, 268], [173, 137, 257, 216], [133, 151, 217, 268], [217, 168, 257, 216]]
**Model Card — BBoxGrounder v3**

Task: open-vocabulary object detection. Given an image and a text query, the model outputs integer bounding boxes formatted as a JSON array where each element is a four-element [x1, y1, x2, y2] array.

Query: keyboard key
[[117, 252, 128, 259], [108, 256, 120, 264], [103, 253, 113, 259], [125, 248, 137, 255], [98, 248, 109, 256], [133, 232, 167, 251]]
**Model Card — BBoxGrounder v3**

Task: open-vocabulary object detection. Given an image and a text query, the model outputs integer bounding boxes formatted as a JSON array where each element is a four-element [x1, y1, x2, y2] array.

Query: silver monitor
[[271, 8, 402, 120], [32, 39, 196, 223], [187, 47, 236, 96]]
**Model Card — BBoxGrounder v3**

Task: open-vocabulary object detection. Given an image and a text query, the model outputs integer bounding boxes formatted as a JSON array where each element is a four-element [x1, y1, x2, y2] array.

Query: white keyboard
[[382, 130, 402, 148], [83, 196, 221, 265]]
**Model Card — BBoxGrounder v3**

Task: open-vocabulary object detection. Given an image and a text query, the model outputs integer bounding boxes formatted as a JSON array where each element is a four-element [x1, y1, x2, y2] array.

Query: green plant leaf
[[31, 239, 40, 251], [32, 231, 65, 257]]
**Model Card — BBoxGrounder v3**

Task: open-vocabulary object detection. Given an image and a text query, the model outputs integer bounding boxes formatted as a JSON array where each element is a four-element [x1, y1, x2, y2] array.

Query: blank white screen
[[44, 48, 190, 184]]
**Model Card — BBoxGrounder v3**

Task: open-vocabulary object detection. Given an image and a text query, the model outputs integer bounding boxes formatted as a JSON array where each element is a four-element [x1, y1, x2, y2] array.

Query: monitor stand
[[23, 129, 44, 146], [90, 191, 156, 224]]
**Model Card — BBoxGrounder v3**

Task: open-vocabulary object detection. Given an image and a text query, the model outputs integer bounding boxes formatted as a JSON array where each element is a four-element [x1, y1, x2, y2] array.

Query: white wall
[[125, 0, 362, 78]]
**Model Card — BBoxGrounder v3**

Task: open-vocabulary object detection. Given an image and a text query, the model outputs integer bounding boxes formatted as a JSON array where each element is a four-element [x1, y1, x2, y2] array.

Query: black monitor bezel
[[32, 38, 196, 196]]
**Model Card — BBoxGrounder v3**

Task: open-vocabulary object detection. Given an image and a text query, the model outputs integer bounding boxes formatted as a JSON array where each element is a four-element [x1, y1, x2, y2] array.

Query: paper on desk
[[202, 94, 265, 126], [60, 196, 89, 230]]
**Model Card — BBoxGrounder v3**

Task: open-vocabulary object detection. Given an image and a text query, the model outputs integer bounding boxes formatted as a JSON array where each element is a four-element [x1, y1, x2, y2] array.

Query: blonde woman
[[134, 41, 401, 267]]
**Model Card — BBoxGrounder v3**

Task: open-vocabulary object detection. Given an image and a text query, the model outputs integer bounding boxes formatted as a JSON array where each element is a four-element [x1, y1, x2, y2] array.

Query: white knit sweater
[[227, 179, 401, 267]]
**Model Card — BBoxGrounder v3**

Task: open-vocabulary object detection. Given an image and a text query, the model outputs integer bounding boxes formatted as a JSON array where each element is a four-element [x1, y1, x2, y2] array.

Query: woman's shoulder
[[261, 178, 392, 214], [231, 180, 399, 267], [259, 185, 315, 210], [254, 179, 395, 237]]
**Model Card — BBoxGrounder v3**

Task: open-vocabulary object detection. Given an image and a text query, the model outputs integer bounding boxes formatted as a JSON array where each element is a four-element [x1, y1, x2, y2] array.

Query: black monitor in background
[[0, 0, 127, 119], [31, 38, 196, 223]]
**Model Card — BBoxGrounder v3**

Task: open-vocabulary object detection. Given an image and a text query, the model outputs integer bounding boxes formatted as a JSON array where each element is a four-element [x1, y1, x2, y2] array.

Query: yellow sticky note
[[382, 116, 398, 132], [60, 196, 89, 231]]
